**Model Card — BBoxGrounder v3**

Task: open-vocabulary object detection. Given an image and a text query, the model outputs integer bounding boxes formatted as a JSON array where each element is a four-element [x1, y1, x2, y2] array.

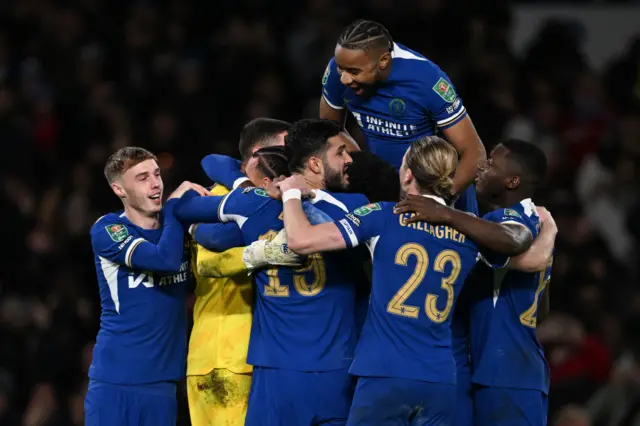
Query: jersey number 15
[[259, 230, 326, 297]]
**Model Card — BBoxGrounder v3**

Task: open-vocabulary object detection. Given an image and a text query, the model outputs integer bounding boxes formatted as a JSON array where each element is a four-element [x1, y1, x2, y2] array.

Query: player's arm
[[91, 199, 185, 273], [201, 155, 251, 190], [280, 178, 383, 254], [174, 192, 227, 224], [442, 117, 486, 195], [281, 190, 347, 255], [394, 195, 531, 256], [192, 227, 301, 278], [193, 245, 248, 278], [191, 222, 244, 252], [425, 73, 486, 195], [507, 207, 557, 272], [320, 58, 362, 151]]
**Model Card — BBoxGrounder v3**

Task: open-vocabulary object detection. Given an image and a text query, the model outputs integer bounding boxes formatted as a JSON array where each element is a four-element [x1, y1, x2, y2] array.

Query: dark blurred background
[[1, 0, 639, 425]]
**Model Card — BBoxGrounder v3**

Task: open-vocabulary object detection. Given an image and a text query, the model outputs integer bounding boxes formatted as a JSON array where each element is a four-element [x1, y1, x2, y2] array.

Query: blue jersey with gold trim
[[322, 42, 467, 170], [89, 211, 191, 385], [219, 188, 369, 372], [335, 199, 478, 384], [470, 199, 552, 394]]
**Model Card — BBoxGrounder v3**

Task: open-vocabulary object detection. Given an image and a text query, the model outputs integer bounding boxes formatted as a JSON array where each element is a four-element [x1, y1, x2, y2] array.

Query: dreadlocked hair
[[337, 19, 394, 52], [252, 145, 291, 180]]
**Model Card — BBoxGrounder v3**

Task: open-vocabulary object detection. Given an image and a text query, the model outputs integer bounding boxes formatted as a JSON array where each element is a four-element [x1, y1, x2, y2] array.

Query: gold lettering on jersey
[[398, 213, 465, 243]]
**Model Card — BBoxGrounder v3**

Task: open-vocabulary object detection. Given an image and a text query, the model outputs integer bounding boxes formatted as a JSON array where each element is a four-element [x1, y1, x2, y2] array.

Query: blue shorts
[[245, 367, 353, 426], [474, 386, 548, 426], [452, 369, 473, 426], [347, 377, 455, 426], [84, 380, 177, 426]]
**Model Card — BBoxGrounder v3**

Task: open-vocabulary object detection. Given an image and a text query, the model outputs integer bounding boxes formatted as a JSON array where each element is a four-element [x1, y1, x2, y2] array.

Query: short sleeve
[[335, 202, 387, 248], [321, 58, 346, 110], [479, 208, 531, 269], [423, 69, 467, 130], [91, 220, 144, 268]]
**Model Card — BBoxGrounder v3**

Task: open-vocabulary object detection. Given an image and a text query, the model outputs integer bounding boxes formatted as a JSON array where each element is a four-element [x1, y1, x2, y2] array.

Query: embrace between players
[[84, 19, 558, 426]]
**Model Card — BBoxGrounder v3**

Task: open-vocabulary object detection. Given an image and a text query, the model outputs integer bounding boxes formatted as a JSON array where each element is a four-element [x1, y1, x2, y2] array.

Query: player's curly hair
[[346, 151, 400, 202], [252, 145, 291, 180], [406, 136, 458, 203], [337, 19, 394, 52], [285, 119, 342, 173]]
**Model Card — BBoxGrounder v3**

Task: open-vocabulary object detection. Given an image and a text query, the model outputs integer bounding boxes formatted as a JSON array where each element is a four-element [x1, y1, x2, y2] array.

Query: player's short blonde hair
[[405, 136, 458, 201], [104, 147, 157, 183]]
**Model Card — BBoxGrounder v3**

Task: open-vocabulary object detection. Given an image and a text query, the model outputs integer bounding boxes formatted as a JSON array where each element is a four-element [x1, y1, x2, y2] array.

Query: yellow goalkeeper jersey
[[187, 184, 253, 376]]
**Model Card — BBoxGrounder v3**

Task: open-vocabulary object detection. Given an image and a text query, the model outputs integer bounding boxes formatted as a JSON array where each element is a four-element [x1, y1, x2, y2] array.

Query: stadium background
[[1, 0, 639, 425]]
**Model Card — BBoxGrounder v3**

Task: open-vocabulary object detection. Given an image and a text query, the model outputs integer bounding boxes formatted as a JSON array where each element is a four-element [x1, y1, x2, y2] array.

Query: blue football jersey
[[89, 212, 191, 385], [322, 42, 467, 170], [219, 187, 370, 371], [335, 197, 479, 384], [470, 199, 552, 394], [450, 185, 479, 374]]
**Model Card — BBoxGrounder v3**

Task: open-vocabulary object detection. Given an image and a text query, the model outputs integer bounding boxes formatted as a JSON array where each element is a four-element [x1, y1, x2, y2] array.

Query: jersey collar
[[519, 198, 537, 216], [421, 194, 446, 205]]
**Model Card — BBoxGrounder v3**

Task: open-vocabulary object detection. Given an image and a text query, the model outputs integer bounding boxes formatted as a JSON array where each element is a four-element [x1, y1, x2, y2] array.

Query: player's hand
[[393, 195, 453, 225], [277, 175, 315, 198], [242, 228, 304, 270], [167, 181, 209, 200], [536, 206, 557, 231], [266, 175, 287, 200]]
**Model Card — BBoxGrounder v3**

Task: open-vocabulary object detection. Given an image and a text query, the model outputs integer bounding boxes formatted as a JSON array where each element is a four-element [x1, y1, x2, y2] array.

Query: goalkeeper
[[186, 120, 299, 426]]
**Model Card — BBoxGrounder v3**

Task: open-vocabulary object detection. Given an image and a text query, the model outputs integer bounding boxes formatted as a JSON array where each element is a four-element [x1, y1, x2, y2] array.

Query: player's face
[[334, 46, 388, 96], [244, 155, 273, 188], [475, 145, 510, 197], [322, 134, 353, 190], [114, 159, 163, 215]]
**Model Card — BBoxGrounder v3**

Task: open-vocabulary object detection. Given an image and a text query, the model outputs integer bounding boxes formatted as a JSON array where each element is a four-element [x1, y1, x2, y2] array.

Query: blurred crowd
[[1, 0, 639, 425]]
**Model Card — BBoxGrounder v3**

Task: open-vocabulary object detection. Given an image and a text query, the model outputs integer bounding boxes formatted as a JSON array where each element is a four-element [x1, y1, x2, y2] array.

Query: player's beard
[[323, 163, 348, 192]]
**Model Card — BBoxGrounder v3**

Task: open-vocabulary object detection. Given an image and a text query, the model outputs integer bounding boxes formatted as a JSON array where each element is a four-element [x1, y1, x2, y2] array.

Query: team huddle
[[84, 19, 558, 426]]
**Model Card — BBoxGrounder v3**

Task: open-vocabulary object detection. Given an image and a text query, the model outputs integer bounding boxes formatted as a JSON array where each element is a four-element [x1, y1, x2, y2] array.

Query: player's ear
[[111, 182, 126, 199], [403, 168, 414, 187], [308, 156, 323, 175], [378, 52, 391, 71], [506, 175, 520, 190]]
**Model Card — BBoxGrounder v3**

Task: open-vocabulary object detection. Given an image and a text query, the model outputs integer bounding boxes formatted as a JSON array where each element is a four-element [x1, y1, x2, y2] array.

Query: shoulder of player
[[91, 212, 125, 232], [311, 190, 369, 214], [225, 186, 275, 211], [90, 214, 139, 246]]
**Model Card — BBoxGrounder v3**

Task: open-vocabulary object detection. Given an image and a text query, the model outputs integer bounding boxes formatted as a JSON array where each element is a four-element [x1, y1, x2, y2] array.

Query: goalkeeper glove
[[242, 228, 303, 270]]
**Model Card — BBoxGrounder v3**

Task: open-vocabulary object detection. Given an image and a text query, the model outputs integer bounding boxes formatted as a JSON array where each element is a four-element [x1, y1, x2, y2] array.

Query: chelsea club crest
[[388, 98, 406, 117]]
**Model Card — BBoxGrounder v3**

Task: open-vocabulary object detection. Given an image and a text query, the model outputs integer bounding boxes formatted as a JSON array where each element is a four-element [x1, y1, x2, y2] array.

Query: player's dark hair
[[499, 139, 548, 193], [104, 147, 157, 183], [337, 19, 394, 53], [406, 136, 458, 202], [285, 119, 342, 173], [238, 118, 291, 162], [346, 151, 400, 202], [252, 145, 291, 180]]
